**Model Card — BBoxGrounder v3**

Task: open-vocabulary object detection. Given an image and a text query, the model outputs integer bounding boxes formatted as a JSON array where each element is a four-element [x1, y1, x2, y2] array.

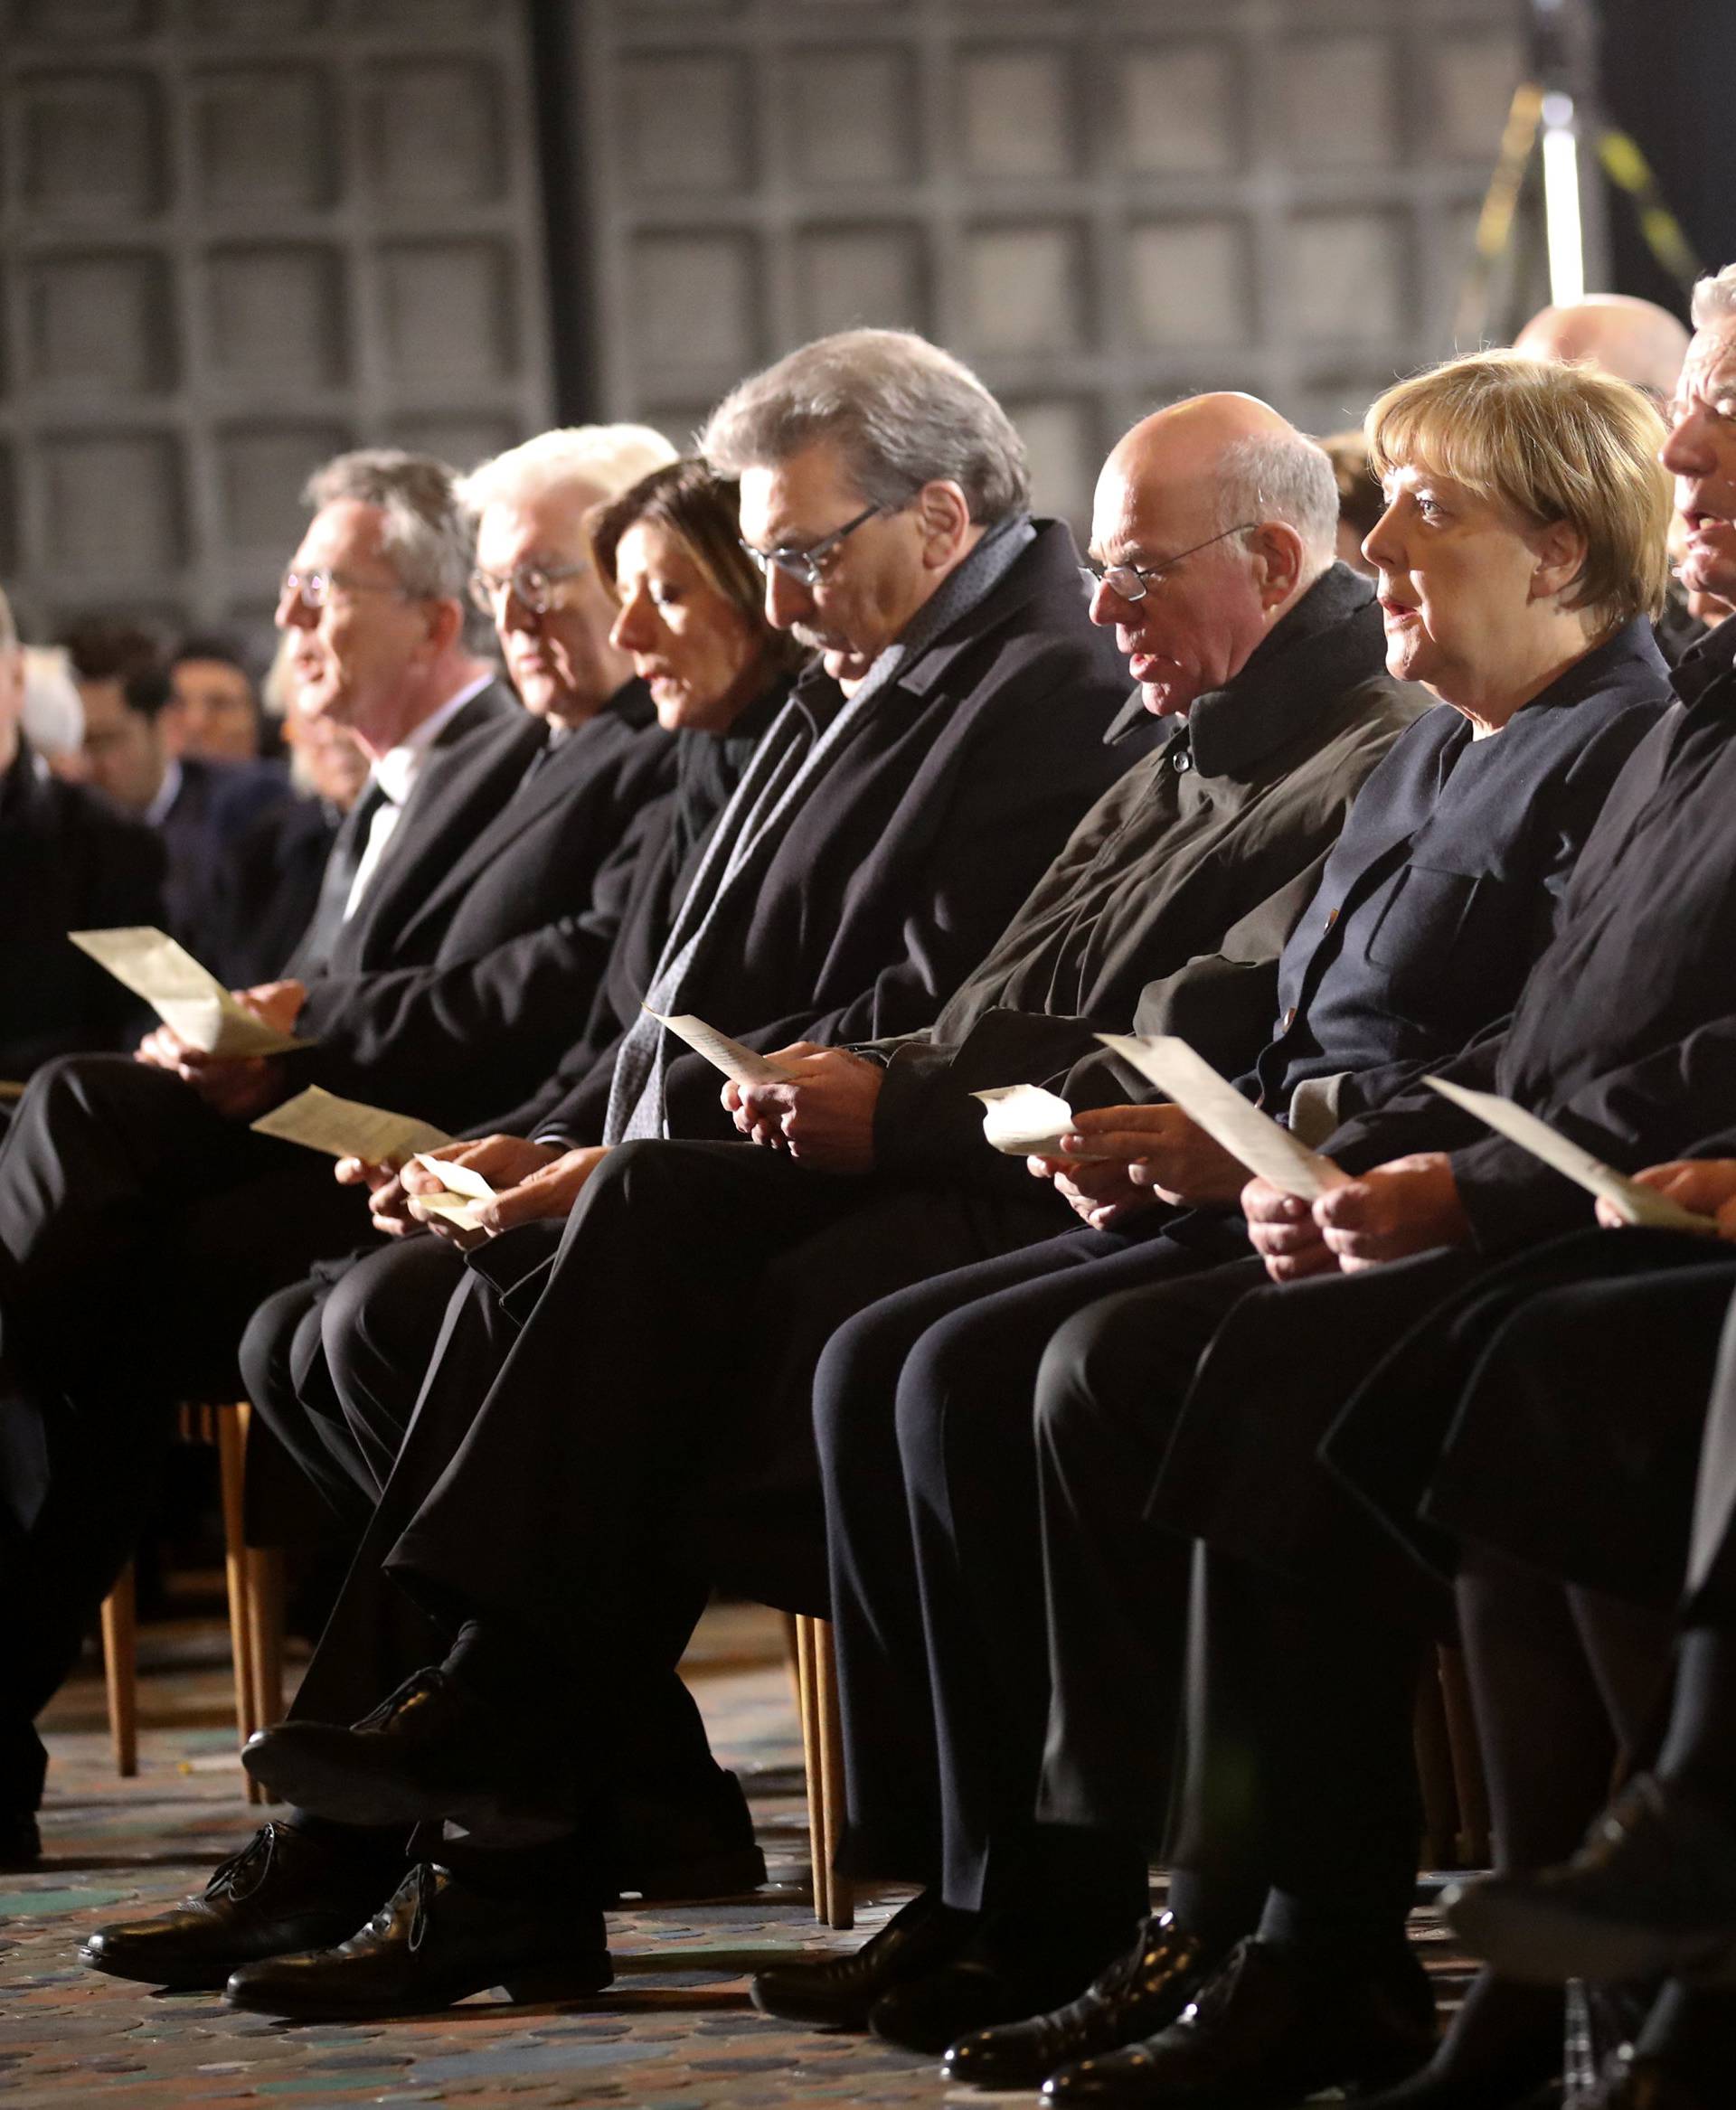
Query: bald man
[[1514, 291, 1691, 401], [209, 398, 1422, 2010]]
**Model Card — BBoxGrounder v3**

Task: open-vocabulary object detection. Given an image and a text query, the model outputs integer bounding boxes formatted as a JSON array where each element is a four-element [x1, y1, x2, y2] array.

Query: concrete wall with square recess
[[0, 0, 552, 644], [573, 0, 1527, 529]]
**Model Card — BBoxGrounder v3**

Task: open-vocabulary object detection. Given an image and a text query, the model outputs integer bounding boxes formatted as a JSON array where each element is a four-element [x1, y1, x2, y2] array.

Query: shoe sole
[[1447, 1885, 1736, 1989], [224, 1959, 614, 2022]]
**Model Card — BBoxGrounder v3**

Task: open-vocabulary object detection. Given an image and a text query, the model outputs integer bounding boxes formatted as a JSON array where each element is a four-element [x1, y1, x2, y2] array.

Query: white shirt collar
[[367, 673, 494, 810], [143, 756, 184, 828]]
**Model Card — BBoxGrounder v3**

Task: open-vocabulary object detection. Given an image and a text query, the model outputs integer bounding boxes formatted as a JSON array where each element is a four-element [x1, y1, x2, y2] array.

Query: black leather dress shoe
[[80, 1822, 405, 1990], [613, 1772, 766, 1902], [0, 1810, 40, 1871], [1043, 1937, 1438, 2105], [241, 1669, 567, 1839], [224, 1861, 612, 2020], [750, 1888, 973, 2030], [941, 1913, 1212, 2088], [1446, 1776, 1736, 1988]]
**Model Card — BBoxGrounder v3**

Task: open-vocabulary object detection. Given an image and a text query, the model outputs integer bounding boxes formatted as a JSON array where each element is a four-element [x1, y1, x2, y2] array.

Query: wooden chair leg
[[247, 1546, 285, 1738], [813, 1618, 854, 1932], [100, 1565, 139, 1778], [795, 1614, 830, 1924], [1438, 1644, 1492, 1867], [780, 1611, 803, 1716], [214, 1404, 263, 1802]]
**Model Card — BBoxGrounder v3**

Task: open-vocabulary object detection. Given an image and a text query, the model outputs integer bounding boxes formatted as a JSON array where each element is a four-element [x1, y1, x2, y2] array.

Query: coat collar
[[1670, 609, 1736, 710]]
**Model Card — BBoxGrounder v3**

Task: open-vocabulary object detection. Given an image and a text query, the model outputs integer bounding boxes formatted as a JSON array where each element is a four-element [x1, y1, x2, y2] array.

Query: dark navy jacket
[[1247, 617, 1672, 1126]]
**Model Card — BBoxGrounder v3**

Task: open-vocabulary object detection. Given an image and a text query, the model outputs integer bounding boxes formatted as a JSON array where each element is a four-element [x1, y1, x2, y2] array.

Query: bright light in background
[[1540, 89, 1586, 305]]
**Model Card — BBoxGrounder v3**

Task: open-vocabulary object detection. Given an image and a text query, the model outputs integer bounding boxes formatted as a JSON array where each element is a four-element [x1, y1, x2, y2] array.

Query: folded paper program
[[71, 927, 308, 1059], [405, 1152, 496, 1232], [1424, 1076, 1719, 1235], [251, 1085, 450, 1164], [1095, 1031, 1349, 1202], [643, 1008, 800, 1088]]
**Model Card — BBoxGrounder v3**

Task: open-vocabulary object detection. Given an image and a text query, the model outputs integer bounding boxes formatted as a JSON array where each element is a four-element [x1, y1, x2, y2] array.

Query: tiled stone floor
[[2, 1601, 1477, 2106]]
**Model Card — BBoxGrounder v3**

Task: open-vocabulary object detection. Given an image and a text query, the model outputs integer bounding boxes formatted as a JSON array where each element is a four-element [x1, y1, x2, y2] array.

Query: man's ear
[[1528, 518, 1590, 605], [915, 480, 975, 568], [1248, 522, 1306, 610], [421, 596, 467, 655]]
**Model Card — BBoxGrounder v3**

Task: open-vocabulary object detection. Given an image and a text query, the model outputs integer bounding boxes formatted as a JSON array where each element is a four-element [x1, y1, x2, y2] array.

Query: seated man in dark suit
[[106, 365, 1435, 2017], [68, 627, 289, 956], [0, 585, 166, 1088], [0, 431, 677, 1853]]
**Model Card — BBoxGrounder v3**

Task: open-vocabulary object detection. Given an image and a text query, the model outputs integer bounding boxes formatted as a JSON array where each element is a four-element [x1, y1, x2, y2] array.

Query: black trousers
[[0, 1054, 369, 1806], [816, 1214, 1257, 1911]]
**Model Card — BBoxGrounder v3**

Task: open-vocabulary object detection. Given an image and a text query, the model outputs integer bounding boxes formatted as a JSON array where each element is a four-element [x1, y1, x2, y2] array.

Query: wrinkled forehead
[[1090, 454, 1220, 560], [476, 488, 601, 570], [293, 498, 391, 576], [738, 441, 862, 549]]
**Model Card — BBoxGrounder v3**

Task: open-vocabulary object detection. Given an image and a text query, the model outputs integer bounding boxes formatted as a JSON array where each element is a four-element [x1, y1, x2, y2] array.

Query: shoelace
[[1177, 1937, 1260, 2028], [366, 1862, 440, 1951], [350, 1668, 447, 1736], [203, 1823, 278, 1904]]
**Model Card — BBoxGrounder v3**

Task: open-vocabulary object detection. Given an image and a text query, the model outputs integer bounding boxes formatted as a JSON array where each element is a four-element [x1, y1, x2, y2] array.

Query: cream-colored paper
[[404, 1153, 496, 1232], [251, 1085, 450, 1164], [71, 926, 308, 1058], [1424, 1076, 1719, 1234], [1096, 1032, 1350, 1201], [971, 1084, 1112, 1162], [643, 1008, 799, 1088]]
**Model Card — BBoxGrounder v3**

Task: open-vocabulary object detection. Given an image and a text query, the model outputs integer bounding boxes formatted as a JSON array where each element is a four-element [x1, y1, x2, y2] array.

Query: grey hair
[[455, 425, 677, 520], [701, 328, 1031, 523], [1215, 432, 1339, 574], [1691, 265, 1736, 332], [0, 583, 14, 655], [303, 448, 472, 601]]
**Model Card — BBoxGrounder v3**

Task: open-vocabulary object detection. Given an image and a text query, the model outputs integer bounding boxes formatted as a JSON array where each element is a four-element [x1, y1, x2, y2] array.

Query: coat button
[[1171, 749, 1192, 773]]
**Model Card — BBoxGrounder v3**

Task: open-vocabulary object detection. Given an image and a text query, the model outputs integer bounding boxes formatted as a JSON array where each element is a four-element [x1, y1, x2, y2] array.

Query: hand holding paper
[[72, 928, 308, 1059], [1424, 1076, 1719, 1234], [251, 1086, 450, 1164], [973, 1084, 1115, 1162], [643, 1009, 798, 1089], [1095, 1033, 1349, 1201], [405, 1153, 496, 1233]]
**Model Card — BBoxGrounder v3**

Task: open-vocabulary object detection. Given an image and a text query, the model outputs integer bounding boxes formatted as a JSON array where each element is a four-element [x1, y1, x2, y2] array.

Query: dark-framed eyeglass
[[279, 569, 416, 611], [741, 502, 882, 589], [468, 561, 589, 616], [1081, 522, 1259, 604]]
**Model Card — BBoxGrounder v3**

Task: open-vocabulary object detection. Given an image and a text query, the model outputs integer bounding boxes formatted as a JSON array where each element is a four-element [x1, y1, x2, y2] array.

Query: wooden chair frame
[[98, 1400, 285, 1801]]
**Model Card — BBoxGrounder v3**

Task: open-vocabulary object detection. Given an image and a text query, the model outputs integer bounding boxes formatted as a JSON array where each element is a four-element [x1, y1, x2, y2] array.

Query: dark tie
[[288, 777, 390, 976]]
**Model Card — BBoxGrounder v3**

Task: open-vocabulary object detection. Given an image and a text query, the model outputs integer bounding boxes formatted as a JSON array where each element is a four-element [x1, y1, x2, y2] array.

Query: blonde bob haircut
[[1364, 348, 1672, 636]]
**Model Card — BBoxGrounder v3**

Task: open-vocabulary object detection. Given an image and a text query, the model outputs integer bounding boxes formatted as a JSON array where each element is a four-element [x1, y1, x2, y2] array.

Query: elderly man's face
[[473, 486, 629, 726], [1663, 320, 1736, 607], [165, 656, 259, 762], [274, 500, 434, 749], [738, 441, 931, 687], [1086, 457, 1269, 718]]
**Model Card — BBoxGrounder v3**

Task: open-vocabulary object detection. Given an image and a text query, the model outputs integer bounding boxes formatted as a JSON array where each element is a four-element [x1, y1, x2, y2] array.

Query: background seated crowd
[[3, 280, 1736, 2110]]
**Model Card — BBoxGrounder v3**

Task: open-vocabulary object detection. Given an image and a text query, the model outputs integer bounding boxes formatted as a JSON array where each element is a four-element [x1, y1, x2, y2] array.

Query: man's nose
[[765, 565, 809, 632]]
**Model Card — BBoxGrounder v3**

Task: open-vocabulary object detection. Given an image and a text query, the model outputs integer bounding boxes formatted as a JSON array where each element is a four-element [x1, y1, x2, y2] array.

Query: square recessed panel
[[1007, 399, 1096, 526], [1280, 34, 1398, 167], [42, 432, 185, 575], [1128, 221, 1252, 349], [18, 0, 155, 33], [218, 423, 351, 554], [1286, 211, 1405, 341], [629, 231, 762, 381], [387, 415, 520, 472], [207, 246, 348, 388], [24, 251, 175, 396], [958, 46, 1078, 181], [1121, 43, 1240, 176], [1431, 33, 1525, 162], [619, 53, 754, 195], [363, 57, 505, 208], [19, 71, 165, 222], [785, 48, 919, 187], [193, 65, 338, 212], [1293, 374, 1403, 438], [377, 240, 518, 388], [793, 225, 929, 338], [963, 224, 1087, 355]]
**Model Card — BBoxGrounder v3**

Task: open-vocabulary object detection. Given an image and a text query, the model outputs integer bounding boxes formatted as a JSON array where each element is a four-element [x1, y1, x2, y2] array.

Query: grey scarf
[[603, 513, 1038, 1142]]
